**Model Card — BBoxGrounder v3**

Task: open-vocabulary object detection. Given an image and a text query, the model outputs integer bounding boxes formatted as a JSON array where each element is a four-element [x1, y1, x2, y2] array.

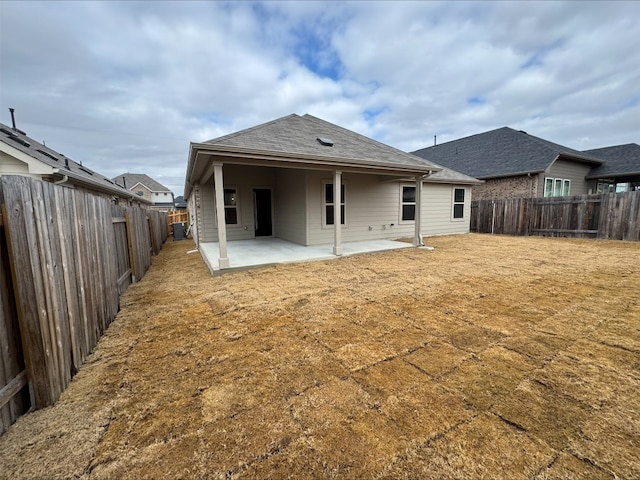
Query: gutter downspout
[[54, 174, 69, 185]]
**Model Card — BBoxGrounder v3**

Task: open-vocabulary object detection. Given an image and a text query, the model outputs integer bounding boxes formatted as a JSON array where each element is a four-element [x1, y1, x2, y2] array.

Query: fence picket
[[0, 175, 167, 431], [471, 191, 639, 241]]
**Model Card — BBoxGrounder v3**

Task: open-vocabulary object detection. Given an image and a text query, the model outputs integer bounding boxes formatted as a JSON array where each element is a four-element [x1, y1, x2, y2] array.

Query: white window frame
[[399, 184, 416, 223], [322, 181, 346, 228], [451, 187, 466, 221], [544, 177, 571, 197]]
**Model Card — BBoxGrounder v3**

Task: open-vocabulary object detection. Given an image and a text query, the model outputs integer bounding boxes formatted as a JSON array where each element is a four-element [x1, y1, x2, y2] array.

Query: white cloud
[[1, 0, 639, 196]]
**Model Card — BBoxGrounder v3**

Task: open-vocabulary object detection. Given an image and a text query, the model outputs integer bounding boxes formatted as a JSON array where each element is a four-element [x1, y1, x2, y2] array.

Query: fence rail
[[471, 191, 640, 241], [0, 175, 167, 434]]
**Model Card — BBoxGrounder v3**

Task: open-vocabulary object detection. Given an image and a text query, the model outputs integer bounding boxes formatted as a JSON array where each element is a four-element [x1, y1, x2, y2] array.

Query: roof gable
[[203, 113, 440, 170], [412, 127, 601, 179], [113, 173, 172, 192], [584, 143, 640, 178]]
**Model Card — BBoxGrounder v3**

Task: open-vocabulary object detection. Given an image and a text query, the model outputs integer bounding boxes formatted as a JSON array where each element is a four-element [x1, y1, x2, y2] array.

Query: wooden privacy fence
[[0, 175, 167, 434], [471, 191, 640, 241]]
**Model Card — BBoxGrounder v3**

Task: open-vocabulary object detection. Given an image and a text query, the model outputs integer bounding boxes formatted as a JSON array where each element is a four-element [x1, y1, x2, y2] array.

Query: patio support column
[[333, 170, 342, 256], [414, 175, 425, 246], [213, 162, 230, 269]]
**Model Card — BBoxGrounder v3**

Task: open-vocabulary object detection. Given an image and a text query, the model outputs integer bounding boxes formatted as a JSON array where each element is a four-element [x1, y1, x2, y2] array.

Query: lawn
[[0, 234, 638, 479]]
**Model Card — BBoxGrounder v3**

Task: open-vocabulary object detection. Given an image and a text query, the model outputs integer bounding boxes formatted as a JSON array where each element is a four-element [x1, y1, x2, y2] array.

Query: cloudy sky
[[1, 1, 639, 196]]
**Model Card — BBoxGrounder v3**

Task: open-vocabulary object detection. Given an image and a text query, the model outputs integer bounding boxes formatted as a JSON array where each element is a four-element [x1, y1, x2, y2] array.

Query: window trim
[[399, 184, 416, 223], [322, 180, 346, 228], [214, 185, 241, 227], [451, 187, 466, 221], [544, 177, 571, 197]]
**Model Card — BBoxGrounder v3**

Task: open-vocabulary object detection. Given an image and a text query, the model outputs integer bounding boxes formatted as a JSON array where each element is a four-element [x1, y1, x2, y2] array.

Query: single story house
[[184, 113, 480, 271], [583, 143, 640, 192], [411, 127, 606, 200], [113, 173, 175, 211], [0, 122, 145, 204]]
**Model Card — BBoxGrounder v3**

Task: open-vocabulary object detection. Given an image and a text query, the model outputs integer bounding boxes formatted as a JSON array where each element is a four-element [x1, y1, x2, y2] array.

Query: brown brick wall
[[471, 175, 538, 200]]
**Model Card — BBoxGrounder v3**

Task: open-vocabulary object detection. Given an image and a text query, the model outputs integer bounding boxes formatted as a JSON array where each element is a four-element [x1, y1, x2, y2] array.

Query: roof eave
[[479, 169, 545, 180], [557, 152, 603, 165], [586, 171, 640, 180], [53, 168, 149, 202], [189, 142, 442, 176], [425, 177, 484, 185]]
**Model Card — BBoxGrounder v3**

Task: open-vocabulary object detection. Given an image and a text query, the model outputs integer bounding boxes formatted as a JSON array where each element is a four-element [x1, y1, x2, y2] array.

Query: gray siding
[[421, 184, 471, 236], [205, 165, 276, 241], [274, 168, 307, 245], [306, 171, 415, 245], [199, 178, 216, 242], [305, 172, 472, 245], [198, 165, 472, 246], [538, 159, 593, 196]]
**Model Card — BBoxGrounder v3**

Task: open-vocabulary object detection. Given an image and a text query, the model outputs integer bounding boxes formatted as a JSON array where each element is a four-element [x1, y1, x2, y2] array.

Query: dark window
[[324, 183, 345, 225], [402, 186, 416, 221], [223, 188, 238, 225], [453, 188, 465, 219]]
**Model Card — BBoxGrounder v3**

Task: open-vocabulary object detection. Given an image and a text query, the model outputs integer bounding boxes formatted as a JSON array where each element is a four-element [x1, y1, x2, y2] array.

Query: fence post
[[125, 212, 136, 282]]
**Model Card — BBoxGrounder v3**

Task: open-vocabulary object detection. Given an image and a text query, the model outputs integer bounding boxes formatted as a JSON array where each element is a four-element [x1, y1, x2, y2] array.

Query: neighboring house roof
[[113, 173, 172, 193], [173, 195, 187, 208], [0, 122, 142, 200], [583, 143, 640, 179], [186, 113, 450, 198], [422, 162, 483, 185], [411, 127, 602, 180]]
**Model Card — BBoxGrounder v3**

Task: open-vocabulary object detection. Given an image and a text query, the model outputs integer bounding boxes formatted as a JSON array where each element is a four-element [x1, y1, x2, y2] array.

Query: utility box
[[172, 222, 186, 241]]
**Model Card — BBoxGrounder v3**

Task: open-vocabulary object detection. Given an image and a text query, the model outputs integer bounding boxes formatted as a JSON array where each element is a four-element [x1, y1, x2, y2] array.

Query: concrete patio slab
[[197, 237, 415, 273]]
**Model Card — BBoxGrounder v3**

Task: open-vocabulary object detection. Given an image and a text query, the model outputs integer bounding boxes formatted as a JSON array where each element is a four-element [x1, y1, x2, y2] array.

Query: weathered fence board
[[0, 175, 167, 432], [0, 207, 28, 435], [471, 191, 640, 241]]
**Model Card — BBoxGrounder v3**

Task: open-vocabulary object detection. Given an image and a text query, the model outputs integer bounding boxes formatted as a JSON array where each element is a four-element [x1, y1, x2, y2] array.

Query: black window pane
[[454, 188, 465, 203], [326, 205, 334, 225], [225, 207, 238, 224], [403, 186, 416, 203], [402, 204, 415, 221], [453, 203, 464, 219], [340, 184, 345, 202], [340, 204, 345, 224], [224, 189, 237, 206], [325, 184, 333, 203]]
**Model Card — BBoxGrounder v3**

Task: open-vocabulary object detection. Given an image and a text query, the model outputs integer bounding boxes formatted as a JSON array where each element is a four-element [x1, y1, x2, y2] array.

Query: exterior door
[[253, 188, 273, 237]]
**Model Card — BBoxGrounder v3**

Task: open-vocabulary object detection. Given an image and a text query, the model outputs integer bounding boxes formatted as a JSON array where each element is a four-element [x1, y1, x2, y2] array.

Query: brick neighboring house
[[583, 143, 640, 192], [412, 127, 604, 200], [113, 173, 175, 211], [0, 122, 146, 204]]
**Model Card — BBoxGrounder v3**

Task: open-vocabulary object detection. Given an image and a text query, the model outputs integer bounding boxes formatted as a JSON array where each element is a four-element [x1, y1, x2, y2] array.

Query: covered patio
[[197, 237, 417, 273]]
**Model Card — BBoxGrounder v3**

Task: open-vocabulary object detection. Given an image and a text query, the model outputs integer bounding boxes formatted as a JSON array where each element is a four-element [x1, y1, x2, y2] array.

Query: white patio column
[[213, 162, 230, 269], [333, 170, 343, 256], [414, 175, 425, 246]]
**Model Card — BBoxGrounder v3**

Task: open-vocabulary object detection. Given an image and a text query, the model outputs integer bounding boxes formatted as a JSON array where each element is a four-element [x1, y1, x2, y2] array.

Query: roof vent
[[519, 130, 528, 135], [317, 137, 334, 147]]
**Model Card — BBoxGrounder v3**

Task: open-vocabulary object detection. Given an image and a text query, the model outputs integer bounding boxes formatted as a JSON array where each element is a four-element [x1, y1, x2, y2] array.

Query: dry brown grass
[[1, 233, 639, 479]]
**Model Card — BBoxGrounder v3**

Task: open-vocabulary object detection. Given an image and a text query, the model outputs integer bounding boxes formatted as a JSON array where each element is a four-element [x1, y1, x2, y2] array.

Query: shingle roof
[[423, 161, 483, 185], [204, 113, 442, 171], [411, 127, 602, 179], [0, 122, 137, 199], [113, 173, 172, 193], [583, 144, 640, 179]]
